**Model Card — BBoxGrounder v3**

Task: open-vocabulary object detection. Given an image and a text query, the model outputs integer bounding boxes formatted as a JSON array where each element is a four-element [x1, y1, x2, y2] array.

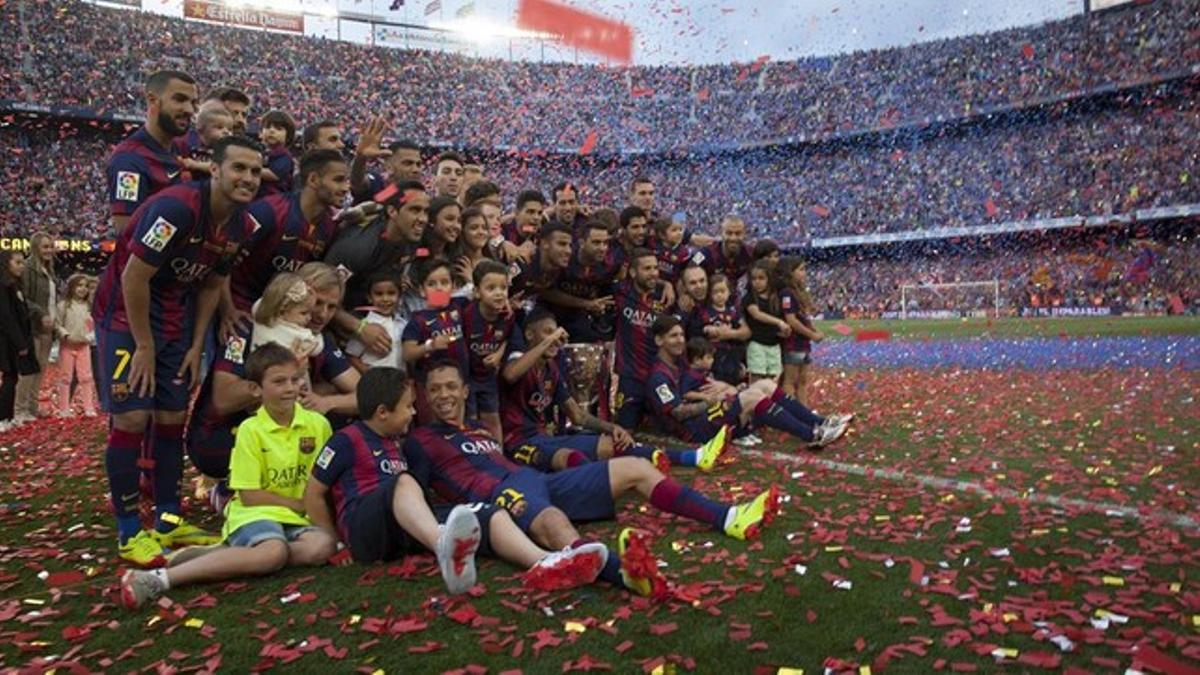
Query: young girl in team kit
[[780, 259, 824, 405]]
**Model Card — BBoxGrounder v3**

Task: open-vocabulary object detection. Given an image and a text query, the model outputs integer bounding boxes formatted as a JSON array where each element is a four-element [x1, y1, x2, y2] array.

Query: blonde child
[[250, 273, 322, 392], [55, 274, 97, 417]]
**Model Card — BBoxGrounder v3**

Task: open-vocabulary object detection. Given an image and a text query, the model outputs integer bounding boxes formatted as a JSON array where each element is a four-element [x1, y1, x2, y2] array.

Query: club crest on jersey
[[110, 382, 130, 403], [141, 217, 177, 252], [224, 336, 247, 364], [116, 171, 140, 202], [655, 383, 675, 404], [299, 437, 316, 454]]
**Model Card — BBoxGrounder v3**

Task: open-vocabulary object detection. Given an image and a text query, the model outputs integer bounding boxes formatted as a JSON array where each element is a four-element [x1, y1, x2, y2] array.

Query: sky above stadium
[[316, 0, 1085, 64], [525, 0, 1083, 64]]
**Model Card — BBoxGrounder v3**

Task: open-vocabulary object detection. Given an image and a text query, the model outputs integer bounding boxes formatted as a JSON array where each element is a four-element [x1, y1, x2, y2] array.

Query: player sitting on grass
[[303, 367, 608, 593], [647, 315, 852, 450], [404, 361, 780, 597], [120, 344, 337, 608], [500, 307, 729, 473]]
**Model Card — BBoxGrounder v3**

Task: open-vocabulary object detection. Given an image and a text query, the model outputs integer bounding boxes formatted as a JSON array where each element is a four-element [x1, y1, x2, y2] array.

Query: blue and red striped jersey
[[230, 192, 338, 312], [403, 421, 520, 505], [779, 288, 813, 353], [92, 181, 256, 341], [400, 305, 468, 380], [613, 279, 671, 381], [461, 300, 514, 381], [257, 145, 295, 198], [107, 127, 183, 218], [311, 421, 409, 544], [687, 303, 745, 357], [649, 236, 692, 285], [692, 241, 752, 287], [499, 357, 569, 447]]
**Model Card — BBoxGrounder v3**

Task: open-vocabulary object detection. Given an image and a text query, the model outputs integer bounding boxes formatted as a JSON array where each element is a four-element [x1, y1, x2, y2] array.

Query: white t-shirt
[[344, 310, 403, 369]]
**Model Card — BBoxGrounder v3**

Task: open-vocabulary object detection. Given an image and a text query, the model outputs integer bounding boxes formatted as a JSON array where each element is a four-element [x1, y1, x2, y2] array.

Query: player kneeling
[[120, 344, 337, 608]]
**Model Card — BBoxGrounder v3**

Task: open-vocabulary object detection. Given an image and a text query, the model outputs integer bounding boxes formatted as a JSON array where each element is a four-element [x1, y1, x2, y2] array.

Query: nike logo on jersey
[[281, 234, 300, 242], [167, 171, 180, 179]]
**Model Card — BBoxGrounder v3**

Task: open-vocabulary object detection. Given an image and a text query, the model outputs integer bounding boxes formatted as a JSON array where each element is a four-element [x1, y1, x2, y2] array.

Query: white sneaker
[[119, 569, 166, 609], [435, 505, 480, 595], [733, 436, 756, 448], [745, 433, 764, 446], [824, 413, 855, 428], [0, 421, 10, 432], [524, 542, 608, 591], [808, 423, 848, 449]]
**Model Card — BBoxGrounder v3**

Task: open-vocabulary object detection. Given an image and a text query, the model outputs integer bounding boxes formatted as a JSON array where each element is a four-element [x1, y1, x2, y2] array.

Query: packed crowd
[[3, 78, 1198, 242], [2, 0, 1198, 152], [805, 224, 1200, 317]]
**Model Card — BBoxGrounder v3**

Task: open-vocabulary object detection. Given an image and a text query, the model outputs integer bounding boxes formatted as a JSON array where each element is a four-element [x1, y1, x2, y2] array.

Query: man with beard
[[541, 220, 620, 343], [108, 70, 198, 236], [692, 215, 754, 298], [93, 136, 264, 566], [612, 249, 673, 429], [547, 182, 588, 235], [324, 180, 429, 357], [349, 115, 423, 203], [203, 86, 252, 135], [301, 119, 345, 153], [608, 206, 650, 277], [508, 221, 573, 307]]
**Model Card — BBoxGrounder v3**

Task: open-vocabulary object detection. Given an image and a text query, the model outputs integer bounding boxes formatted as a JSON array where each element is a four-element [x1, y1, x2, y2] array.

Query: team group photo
[[0, 0, 1197, 672]]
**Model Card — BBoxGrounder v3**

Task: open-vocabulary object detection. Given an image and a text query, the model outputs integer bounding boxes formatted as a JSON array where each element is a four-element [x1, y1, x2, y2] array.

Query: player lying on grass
[[647, 315, 852, 449], [500, 307, 728, 473], [120, 344, 338, 608], [403, 360, 780, 597], [303, 367, 608, 592]]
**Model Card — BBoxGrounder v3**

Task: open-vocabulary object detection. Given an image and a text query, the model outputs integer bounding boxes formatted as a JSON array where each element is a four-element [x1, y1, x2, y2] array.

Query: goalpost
[[899, 280, 1001, 319]]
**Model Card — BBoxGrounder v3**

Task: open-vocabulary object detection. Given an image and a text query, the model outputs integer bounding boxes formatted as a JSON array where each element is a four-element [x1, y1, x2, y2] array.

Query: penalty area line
[[742, 448, 1198, 532]]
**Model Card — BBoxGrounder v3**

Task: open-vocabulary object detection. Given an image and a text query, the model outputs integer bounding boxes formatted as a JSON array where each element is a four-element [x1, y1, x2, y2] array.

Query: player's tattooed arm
[[672, 400, 712, 421], [563, 398, 614, 435]]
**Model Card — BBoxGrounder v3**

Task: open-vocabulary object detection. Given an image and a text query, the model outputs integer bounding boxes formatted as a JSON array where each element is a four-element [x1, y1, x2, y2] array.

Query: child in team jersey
[[251, 273, 322, 392], [345, 271, 404, 371], [779, 259, 824, 405], [256, 110, 296, 197], [401, 257, 468, 423], [692, 274, 750, 386], [649, 216, 691, 286], [118, 344, 336, 609], [460, 260, 515, 440]]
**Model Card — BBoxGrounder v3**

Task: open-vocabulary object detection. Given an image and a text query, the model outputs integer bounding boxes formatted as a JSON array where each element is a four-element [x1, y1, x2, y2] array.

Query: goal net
[[898, 280, 1001, 319]]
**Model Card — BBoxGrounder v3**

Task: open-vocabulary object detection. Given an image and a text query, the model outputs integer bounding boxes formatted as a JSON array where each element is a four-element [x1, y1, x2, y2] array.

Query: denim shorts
[[226, 520, 319, 548]]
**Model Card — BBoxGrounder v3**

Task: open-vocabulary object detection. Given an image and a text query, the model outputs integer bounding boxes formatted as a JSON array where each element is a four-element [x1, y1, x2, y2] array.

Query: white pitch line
[[740, 448, 1199, 531]]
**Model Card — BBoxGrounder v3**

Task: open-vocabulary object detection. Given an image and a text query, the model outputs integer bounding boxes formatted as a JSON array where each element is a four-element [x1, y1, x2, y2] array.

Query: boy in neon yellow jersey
[[119, 343, 338, 607]]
